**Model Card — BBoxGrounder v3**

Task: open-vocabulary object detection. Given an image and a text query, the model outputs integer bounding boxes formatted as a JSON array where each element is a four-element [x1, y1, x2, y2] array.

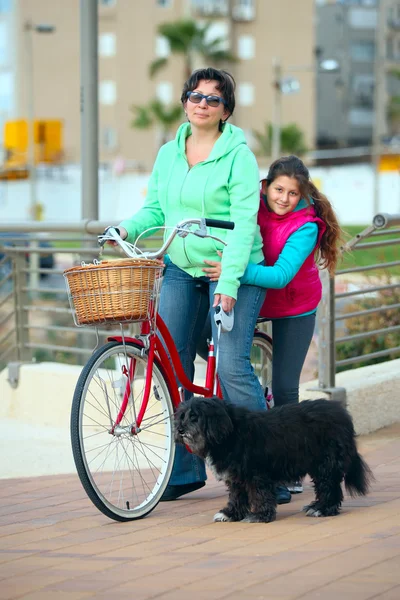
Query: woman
[[115, 68, 266, 501]]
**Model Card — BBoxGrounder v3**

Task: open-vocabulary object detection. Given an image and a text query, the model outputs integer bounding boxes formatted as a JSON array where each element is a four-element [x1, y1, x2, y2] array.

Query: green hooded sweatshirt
[[120, 122, 263, 299]]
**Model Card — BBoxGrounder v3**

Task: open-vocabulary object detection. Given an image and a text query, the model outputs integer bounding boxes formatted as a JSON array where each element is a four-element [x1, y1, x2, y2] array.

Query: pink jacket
[[258, 200, 326, 319]]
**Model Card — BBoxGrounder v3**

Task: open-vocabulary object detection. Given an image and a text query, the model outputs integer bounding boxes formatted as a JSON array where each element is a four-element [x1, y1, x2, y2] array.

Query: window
[[156, 81, 173, 104], [238, 83, 254, 106], [99, 80, 117, 105], [348, 107, 373, 127], [157, 0, 172, 6], [99, 33, 116, 57], [102, 126, 118, 150], [352, 74, 374, 106], [237, 35, 255, 60], [350, 41, 375, 62], [191, 0, 229, 16], [387, 38, 394, 60], [234, 0, 254, 8], [348, 7, 377, 29], [203, 20, 230, 51], [0, 21, 8, 66], [243, 129, 257, 150], [0, 71, 13, 111], [155, 35, 170, 58], [232, 0, 255, 21], [0, 0, 11, 13], [98, 0, 116, 6]]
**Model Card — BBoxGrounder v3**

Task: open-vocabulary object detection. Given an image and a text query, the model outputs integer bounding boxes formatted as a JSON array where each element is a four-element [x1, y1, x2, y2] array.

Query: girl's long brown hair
[[262, 155, 343, 276]]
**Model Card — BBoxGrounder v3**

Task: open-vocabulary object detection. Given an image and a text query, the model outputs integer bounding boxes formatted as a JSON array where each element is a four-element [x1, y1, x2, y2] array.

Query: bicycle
[[64, 217, 239, 522], [251, 319, 273, 408]]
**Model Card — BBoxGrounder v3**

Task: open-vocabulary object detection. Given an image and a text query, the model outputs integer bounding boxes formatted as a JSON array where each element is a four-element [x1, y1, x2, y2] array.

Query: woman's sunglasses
[[186, 91, 227, 108]]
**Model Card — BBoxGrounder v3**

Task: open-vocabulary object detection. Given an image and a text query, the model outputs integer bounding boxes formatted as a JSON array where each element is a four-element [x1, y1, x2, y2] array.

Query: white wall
[[1, 359, 399, 478], [0, 163, 399, 226]]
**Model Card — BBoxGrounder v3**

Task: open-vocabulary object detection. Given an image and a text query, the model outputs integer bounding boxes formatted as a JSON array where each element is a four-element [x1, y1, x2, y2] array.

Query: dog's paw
[[213, 511, 233, 522], [302, 501, 317, 513], [241, 512, 275, 523], [304, 504, 340, 517], [241, 515, 261, 523], [305, 507, 323, 517]]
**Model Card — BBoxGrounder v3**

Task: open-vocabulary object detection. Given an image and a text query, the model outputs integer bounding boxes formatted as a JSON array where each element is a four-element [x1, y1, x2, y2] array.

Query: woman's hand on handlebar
[[213, 294, 235, 312], [202, 250, 222, 281], [103, 226, 128, 246]]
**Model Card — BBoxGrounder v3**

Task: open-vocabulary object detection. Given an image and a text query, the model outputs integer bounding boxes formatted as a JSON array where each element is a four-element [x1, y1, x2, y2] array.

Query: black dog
[[175, 396, 373, 523]]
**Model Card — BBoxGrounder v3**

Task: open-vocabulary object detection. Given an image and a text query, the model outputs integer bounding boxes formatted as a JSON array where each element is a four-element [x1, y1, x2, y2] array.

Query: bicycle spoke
[[71, 341, 175, 521]]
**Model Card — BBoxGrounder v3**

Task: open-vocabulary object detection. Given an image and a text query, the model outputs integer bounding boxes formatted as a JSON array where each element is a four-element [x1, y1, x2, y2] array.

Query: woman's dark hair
[[181, 67, 236, 120], [261, 155, 343, 276]]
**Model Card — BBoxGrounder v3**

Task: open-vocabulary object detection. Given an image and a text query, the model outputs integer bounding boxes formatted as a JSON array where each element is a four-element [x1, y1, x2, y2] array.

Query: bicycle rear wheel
[[71, 340, 175, 521], [251, 330, 273, 402]]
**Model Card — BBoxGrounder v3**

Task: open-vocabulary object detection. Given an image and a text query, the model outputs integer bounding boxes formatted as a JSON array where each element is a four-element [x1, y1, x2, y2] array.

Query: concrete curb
[[1, 358, 399, 477], [300, 358, 400, 435]]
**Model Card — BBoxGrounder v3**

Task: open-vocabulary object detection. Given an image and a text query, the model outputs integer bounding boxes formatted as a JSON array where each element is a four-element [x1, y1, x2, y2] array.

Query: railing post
[[318, 269, 336, 389], [13, 253, 32, 362], [310, 269, 347, 403]]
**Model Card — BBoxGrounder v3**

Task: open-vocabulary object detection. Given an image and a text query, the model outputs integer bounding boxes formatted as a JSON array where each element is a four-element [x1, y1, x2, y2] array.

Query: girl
[[204, 155, 342, 497]]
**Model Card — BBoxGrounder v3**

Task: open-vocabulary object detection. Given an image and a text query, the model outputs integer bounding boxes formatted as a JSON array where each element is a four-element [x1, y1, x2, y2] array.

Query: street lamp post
[[271, 58, 340, 161], [372, 1, 386, 217], [271, 58, 282, 161], [24, 20, 55, 219], [23, 20, 55, 291]]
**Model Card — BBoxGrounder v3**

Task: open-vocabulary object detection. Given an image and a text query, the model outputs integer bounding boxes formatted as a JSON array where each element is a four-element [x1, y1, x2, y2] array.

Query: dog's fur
[[175, 396, 373, 523]]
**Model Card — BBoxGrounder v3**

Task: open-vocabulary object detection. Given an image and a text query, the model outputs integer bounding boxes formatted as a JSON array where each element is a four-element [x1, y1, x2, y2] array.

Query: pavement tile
[[373, 586, 400, 599], [16, 592, 93, 600], [0, 424, 400, 600]]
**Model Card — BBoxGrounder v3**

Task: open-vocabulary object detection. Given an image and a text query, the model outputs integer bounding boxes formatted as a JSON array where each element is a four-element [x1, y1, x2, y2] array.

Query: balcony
[[353, 94, 374, 108], [232, 0, 255, 21], [387, 17, 400, 30], [191, 0, 229, 17]]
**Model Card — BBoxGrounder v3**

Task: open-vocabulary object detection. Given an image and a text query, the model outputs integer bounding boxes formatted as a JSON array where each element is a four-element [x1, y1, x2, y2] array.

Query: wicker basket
[[64, 258, 163, 326]]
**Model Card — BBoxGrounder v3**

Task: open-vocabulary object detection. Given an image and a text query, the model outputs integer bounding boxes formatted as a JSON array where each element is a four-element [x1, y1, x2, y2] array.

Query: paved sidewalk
[[1, 424, 400, 600]]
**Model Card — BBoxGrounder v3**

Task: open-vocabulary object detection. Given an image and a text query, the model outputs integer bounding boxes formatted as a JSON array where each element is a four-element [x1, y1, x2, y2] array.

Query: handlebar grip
[[98, 226, 121, 247], [204, 219, 235, 230]]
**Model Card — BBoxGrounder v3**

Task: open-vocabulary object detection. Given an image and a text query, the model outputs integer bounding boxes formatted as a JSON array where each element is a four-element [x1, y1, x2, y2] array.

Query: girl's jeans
[[158, 261, 266, 485], [271, 313, 316, 407]]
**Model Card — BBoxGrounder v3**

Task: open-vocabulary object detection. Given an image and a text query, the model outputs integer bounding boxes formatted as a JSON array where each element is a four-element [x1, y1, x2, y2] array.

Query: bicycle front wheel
[[71, 340, 175, 521], [251, 330, 273, 400]]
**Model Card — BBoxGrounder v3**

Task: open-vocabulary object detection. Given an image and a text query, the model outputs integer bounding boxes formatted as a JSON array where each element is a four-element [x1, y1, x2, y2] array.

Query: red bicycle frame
[[108, 312, 222, 430]]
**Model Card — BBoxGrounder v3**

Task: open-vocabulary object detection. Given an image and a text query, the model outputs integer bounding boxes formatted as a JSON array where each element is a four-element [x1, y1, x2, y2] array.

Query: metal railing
[[0, 221, 162, 383], [1, 215, 400, 391], [317, 212, 400, 398]]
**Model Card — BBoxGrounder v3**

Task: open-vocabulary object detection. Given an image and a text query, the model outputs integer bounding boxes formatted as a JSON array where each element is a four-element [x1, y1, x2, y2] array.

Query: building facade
[[1, 0, 316, 169], [316, 0, 400, 148]]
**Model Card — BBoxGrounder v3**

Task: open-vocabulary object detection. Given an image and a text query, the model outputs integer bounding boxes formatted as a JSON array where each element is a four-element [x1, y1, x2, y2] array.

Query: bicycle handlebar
[[204, 218, 235, 230], [98, 218, 235, 260]]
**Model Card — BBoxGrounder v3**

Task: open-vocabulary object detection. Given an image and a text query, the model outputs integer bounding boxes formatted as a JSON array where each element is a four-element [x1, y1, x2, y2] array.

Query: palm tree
[[131, 99, 183, 146], [253, 123, 308, 157], [149, 19, 236, 80]]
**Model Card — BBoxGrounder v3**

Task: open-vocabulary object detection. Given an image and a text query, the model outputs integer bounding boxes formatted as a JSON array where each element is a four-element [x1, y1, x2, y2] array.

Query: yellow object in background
[[34, 120, 64, 164], [378, 155, 400, 172], [3, 119, 64, 169], [312, 177, 323, 191]]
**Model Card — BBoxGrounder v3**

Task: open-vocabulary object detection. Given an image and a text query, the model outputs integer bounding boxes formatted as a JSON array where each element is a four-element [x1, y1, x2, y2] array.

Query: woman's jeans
[[271, 313, 316, 407], [158, 262, 266, 485]]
